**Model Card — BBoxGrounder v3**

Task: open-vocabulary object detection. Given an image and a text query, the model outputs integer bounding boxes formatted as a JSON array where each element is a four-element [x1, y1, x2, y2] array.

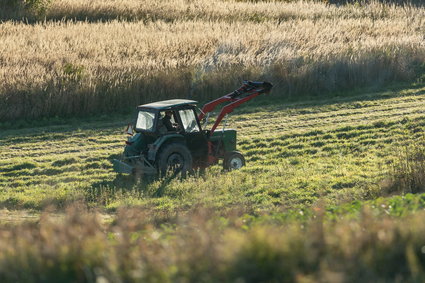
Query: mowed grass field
[[2, 84, 425, 281], [1, 84, 425, 213]]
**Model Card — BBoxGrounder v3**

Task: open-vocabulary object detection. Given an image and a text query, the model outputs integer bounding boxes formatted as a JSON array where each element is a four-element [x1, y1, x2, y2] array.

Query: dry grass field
[[0, 0, 424, 121]]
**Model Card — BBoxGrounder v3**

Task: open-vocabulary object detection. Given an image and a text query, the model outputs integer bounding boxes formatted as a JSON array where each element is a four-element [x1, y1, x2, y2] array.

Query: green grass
[[1, 83, 425, 213], [2, 84, 425, 281]]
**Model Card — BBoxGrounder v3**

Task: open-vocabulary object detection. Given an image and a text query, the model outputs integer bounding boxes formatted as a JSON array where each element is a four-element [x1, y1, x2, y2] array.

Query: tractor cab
[[113, 81, 273, 175], [134, 99, 201, 135], [117, 100, 209, 174], [136, 100, 207, 162]]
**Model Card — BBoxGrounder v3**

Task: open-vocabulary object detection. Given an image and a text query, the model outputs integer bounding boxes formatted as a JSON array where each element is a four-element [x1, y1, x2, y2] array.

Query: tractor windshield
[[135, 110, 155, 131], [179, 109, 200, 133]]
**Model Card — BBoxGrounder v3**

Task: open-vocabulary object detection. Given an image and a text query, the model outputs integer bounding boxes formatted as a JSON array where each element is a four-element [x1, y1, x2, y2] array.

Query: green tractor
[[112, 81, 273, 175]]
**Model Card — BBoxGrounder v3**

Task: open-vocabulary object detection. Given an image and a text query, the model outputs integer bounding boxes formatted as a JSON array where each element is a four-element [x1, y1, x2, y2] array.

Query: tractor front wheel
[[157, 143, 193, 176], [223, 151, 245, 171]]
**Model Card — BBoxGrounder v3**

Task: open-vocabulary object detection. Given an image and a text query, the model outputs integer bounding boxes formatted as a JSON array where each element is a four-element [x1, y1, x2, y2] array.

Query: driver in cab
[[162, 111, 179, 132]]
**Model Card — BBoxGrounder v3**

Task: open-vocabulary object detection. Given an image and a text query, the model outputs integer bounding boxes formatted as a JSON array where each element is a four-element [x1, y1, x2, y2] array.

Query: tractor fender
[[147, 134, 185, 161]]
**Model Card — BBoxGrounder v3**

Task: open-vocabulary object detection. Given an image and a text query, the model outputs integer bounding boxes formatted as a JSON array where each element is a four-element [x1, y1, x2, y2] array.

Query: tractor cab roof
[[138, 99, 198, 110]]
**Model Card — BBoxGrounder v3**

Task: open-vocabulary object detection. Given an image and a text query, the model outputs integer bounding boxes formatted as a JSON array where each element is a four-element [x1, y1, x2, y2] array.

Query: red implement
[[199, 81, 273, 135]]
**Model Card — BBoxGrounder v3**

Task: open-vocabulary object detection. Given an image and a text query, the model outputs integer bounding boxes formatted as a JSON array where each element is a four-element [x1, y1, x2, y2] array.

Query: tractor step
[[112, 159, 134, 174], [112, 159, 157, 175]]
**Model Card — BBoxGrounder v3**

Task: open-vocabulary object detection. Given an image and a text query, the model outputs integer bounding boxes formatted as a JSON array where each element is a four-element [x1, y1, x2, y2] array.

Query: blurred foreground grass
[[1, 203, 425, 282]]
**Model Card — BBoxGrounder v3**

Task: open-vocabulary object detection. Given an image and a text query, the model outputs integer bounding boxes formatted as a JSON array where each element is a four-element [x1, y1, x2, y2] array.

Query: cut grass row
[[1, 84, 424, 211]]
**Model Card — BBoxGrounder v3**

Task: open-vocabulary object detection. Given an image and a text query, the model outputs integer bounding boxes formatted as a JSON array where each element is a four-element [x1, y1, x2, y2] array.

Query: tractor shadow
[[88, 153, 208, 200], [149, 167, 210, 197], [87, 168, 197, 203]]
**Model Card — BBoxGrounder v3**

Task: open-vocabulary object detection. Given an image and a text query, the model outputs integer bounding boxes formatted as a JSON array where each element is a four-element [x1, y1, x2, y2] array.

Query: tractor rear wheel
[[223, 151, 245, 171], [157, 143, 193, 176]]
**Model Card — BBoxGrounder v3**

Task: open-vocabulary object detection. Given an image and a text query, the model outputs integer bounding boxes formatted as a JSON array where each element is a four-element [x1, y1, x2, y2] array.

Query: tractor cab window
[[135, 110, 155, 132], [179, 109, 200, 133], [158, 110, 178, 133]]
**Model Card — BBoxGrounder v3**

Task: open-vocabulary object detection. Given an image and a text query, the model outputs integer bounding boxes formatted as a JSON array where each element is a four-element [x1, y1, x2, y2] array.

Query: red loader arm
[[199, 81, 273, 135]]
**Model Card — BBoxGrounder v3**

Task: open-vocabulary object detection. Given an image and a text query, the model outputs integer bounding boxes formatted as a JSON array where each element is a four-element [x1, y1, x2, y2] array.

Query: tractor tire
[[157, 143, 193, 176], [223, 151, 245, 171]]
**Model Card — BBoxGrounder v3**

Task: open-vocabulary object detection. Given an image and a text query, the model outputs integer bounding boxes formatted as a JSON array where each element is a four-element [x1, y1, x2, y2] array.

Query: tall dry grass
[[0, 0, 424, 121], [383, 135, 425, 195], [3, 0, 422, 22], [0, 205, 424, 282]]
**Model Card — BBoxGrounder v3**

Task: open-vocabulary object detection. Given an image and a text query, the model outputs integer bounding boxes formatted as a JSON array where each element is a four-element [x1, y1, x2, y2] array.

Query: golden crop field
[[0, 0, 424, 121]]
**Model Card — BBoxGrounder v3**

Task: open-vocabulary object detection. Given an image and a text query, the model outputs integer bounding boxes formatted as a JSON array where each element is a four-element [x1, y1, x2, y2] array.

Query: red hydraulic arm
[[199, 81, 273, 135]]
